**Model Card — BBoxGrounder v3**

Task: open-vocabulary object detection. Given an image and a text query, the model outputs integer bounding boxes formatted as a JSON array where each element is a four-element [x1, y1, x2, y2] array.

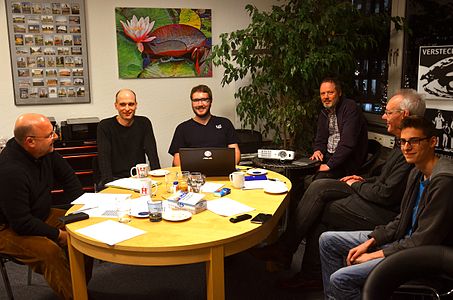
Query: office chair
[[235, 129, 262, 154], [236, 129, 263, 166], [356, 139, 382, 176], [0, 253, 32, 300], [363, 246, 453, 300]]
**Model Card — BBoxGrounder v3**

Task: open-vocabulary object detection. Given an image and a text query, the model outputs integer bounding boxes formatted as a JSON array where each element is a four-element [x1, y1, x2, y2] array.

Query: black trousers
[[279, 178, 396, 278]]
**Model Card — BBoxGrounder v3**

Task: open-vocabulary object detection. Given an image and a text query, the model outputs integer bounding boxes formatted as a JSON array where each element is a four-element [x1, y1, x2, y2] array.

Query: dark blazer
[[313, 97, 368, 175]]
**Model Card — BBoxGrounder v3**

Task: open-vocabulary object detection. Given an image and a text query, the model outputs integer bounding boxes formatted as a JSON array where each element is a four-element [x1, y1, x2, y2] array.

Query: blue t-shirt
[[407, 176, 430, 236]]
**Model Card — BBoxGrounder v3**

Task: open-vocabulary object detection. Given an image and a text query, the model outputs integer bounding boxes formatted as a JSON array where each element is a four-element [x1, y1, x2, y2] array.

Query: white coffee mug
[[139, 178, 157, 196], [130, 163, 150, 178], [229, 171, 245, 189]]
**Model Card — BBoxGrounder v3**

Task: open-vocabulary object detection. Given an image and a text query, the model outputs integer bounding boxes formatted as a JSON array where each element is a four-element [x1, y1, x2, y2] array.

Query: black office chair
[[363, 246, 453, 300], [0, 253, 32, 300], [236, 129, 263, 166], [356, 139, 382, 176], [236, 129, 263, 154]]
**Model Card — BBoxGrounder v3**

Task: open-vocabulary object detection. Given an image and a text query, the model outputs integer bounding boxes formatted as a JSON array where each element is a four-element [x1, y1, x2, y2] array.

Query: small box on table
[[166, 191, 207, 214]]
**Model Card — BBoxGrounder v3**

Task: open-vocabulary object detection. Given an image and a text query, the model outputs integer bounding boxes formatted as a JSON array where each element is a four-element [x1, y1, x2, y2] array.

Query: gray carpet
[[0, 244, 324, 300]]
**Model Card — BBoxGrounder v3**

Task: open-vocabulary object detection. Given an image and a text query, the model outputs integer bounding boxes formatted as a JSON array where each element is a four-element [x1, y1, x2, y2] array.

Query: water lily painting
[[115, 7, 212, 79]]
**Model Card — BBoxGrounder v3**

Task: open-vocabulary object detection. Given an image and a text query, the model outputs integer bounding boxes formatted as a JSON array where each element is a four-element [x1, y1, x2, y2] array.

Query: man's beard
[[193, 106, 210, 119]]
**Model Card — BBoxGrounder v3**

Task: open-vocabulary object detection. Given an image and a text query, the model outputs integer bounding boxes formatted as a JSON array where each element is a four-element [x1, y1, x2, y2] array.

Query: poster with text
[[418, 45, 453, 100]]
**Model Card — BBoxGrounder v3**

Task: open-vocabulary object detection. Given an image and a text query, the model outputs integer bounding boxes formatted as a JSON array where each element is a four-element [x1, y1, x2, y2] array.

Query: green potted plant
[[212, 0, 398, 150]]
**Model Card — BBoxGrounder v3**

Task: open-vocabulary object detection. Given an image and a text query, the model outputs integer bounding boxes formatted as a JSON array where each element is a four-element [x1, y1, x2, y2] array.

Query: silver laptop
[[179, 148, 236, 177]]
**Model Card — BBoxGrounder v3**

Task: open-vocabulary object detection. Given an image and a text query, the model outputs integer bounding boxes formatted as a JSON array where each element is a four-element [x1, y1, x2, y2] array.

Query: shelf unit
[[51, 143, 97, 205]]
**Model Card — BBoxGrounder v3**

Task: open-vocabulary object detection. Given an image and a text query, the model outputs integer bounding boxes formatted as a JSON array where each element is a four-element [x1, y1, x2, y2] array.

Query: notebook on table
[[179, 148, 236, 177]]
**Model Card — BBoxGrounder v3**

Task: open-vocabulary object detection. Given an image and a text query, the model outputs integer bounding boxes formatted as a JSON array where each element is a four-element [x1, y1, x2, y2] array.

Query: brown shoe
[[248, 243, 292, 271], [276, 275, 323, 290]]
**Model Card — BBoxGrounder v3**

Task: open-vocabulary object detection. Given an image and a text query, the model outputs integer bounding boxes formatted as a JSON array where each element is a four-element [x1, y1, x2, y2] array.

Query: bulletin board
[[5, 0, 90, 105]]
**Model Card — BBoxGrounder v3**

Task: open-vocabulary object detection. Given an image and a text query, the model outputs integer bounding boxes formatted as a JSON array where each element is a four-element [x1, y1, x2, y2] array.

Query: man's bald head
[[14, 113, 50, 145], [115, 88, 136, 103]]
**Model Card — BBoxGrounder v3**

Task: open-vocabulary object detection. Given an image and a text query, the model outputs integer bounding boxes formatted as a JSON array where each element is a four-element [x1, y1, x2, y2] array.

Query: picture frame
[[5, 0, 90, 105], [115, 7, 212, 79]]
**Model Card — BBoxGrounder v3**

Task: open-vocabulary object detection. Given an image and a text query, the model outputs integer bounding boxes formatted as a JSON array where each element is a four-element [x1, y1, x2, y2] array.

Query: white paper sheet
[[75, 220, 146, 246], [71, 193, 132, 218], [200, 182, 224, 193], [105, 178, 158, 192], [243, 180, 269, 190], [207, 197, 255, 217], [71, 193, 131, 204]]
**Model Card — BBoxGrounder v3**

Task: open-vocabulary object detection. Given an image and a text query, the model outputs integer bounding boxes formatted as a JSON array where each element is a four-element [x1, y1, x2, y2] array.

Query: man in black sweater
[[97, 88, 160, 186], [0, 113, 91, 299], [252, 89, 426, 289]]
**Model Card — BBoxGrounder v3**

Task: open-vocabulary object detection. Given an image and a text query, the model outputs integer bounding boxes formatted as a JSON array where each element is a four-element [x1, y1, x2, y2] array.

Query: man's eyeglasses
[[396, 137, 430, 147], [29, 131, 56, 139], [383, 109, 403, 116], [191, 98, 211, 103]]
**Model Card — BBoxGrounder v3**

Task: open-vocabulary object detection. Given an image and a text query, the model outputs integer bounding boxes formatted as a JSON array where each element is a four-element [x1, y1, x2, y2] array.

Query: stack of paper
[[105, 178, 157, 191]]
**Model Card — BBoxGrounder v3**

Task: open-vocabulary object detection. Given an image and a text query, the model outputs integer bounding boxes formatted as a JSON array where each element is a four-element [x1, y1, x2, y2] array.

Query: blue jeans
[[319, 231, 384, 300]]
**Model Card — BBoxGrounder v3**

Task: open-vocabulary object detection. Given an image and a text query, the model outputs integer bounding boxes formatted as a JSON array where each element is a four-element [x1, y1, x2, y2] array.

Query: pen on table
[[73, 206, 98, 213], [268, 178, 286, 183]]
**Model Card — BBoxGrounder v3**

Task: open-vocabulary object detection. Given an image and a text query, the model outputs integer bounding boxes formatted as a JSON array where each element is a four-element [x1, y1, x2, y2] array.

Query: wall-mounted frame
[[115, 7, 212, 79], [5, 0, 90, 105]]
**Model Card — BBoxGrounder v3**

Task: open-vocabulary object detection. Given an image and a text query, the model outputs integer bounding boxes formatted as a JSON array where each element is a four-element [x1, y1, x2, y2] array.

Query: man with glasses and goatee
[[0, 113, 92, 299], [168, 84, 240, 166]]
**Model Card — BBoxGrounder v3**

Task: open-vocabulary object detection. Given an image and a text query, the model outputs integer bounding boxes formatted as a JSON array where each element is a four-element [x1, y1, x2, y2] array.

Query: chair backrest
[[363, 245, 453, 300], [235, 129, 262, 154], [356, 139, 382, 176]]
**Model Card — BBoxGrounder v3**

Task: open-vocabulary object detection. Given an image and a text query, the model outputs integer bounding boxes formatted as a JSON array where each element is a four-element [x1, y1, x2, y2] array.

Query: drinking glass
[[116, 198, 131, 223], [165, 171, 179, 193], [178, 171, 190, 192], [147, 200, 163, 222]]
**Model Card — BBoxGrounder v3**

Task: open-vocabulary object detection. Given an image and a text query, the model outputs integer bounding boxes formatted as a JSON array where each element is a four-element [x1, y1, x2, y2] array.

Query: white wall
[[0, 0, 276, 167]]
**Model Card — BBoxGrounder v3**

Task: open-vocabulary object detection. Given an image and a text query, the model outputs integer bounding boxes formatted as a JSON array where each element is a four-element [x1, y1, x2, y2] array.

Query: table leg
[[67, 236, 88, 300], [206, 245, 225, 300]]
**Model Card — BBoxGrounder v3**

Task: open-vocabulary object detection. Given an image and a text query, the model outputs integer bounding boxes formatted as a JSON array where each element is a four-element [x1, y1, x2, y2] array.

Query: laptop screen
[[179, 148, 236, 177]]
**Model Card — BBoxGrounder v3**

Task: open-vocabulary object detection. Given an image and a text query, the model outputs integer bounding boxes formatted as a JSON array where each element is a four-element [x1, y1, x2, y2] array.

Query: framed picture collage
[[5, 0, 90, 105]]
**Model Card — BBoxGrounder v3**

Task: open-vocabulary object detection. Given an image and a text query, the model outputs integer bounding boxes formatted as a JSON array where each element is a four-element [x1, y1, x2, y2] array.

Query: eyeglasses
[[383, 109, 403, 116], [396, 137, 430, 147], [29, 130, 56, 139], [191, 98, 211, 103]]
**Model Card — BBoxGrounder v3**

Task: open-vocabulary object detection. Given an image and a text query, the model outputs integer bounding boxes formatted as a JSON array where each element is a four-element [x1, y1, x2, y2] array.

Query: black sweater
[[0, 139, 82, 240], [97, 116, 160, 185]]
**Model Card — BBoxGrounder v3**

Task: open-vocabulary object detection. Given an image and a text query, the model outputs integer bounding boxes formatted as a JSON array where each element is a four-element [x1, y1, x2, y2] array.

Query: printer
[[60, 117, 99, 145]]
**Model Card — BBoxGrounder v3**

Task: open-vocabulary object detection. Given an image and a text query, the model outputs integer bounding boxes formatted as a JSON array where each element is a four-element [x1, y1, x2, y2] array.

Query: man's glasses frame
[[191, 98, 211, 104], [383, 109, 403, 116], [396, 137, 430, 147], [28, 130, 56, 139]]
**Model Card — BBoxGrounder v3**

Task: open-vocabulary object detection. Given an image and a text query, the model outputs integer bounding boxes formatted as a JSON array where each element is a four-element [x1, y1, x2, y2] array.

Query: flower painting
[[115, 7, 212, 79]]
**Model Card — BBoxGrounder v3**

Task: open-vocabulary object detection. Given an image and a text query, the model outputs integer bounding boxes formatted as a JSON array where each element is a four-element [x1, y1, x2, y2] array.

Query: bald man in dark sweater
[[97, 88, 160, 186]]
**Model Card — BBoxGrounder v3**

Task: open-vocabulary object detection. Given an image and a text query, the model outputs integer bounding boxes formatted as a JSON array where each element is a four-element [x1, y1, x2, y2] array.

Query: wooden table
[[66, 167, 291, 300]]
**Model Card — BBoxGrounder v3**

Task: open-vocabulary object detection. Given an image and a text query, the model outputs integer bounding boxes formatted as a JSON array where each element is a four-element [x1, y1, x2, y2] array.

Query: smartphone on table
[[250, 213, 272, 224]]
